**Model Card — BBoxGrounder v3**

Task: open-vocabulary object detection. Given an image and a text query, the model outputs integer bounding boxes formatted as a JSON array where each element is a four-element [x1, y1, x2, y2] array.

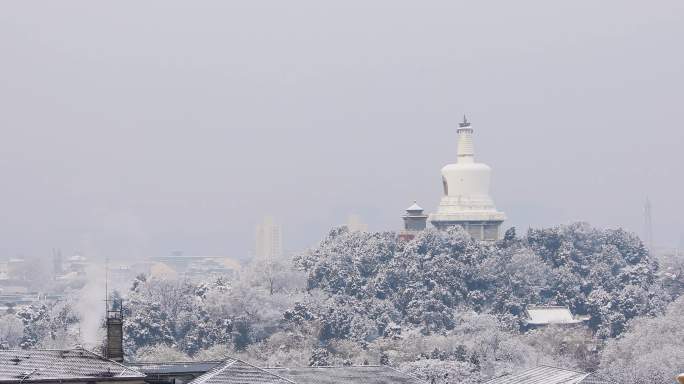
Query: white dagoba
[[429, 116, 506, 241]]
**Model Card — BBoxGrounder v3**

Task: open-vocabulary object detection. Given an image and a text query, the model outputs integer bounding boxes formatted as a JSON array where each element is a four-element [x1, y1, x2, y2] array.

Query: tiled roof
[[485, 366, 608, 384], [189, 359, 294, 384], [128, 360, 222, 375], [406, 202, 423, 212], [264, 366, 427, 384], [0, 348, 145, 383]]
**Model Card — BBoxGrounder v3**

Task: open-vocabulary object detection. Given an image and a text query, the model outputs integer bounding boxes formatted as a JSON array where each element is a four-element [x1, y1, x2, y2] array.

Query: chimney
[[105, 301, 124, 362]]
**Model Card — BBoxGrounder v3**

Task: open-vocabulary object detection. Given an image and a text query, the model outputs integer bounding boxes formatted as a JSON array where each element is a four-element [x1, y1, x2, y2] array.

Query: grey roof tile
[[189, 359, 294, 384], [485, 366, 608, 384], [127, 361, 222, 375], [264, 365, 427, 384], [0, 348, 145, 382]]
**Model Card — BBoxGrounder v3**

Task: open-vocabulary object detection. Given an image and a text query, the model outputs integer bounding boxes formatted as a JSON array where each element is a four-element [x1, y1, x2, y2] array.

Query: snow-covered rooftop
[[189, 359, 293, 384], [0, 348, 145, 383], [186, 360, 426, 384], [485, 365, 607, 384], [525, 306, 586, 325], [265, 366, 426, 384]]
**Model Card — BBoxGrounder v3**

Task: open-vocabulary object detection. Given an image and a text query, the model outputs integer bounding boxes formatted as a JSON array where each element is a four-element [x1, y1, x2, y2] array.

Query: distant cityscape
[[0, 117, 680, 319]]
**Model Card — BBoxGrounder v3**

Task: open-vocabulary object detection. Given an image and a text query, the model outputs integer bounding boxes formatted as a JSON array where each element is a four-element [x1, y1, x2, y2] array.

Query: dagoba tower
[[428, 116, 506, 241]]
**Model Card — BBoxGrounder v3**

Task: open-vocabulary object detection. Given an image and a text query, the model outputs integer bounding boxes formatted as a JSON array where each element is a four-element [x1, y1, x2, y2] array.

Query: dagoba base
[[430, 219, 503, 241]]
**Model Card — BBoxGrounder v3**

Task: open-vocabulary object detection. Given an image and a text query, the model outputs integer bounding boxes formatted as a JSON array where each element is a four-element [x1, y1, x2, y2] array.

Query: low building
[[127, 361, 222, 384], [148, 255, 241, 281], [187, 359, 292, 384], [523, 305, 590, 329], [179, 359, 427, 384], [264, 365, 427, 384], [484, 366, 609, 384], [0, 348, 146, 384]]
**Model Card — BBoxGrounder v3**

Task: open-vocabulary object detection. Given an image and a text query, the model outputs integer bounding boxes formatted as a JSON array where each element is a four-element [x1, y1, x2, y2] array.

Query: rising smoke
[[75, 264, 107, 348]]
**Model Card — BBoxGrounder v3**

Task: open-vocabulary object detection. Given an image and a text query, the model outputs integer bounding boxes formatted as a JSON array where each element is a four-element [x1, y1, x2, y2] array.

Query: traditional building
[[399, 202, 428, 241], [429, 116, 506, 241], [523, 305, 590, 330], [148, 255, 241, 281]]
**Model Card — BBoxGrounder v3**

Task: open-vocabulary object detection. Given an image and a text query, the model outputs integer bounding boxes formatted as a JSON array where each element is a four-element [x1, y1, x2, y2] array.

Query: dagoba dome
[[429, 116, 506, 241]]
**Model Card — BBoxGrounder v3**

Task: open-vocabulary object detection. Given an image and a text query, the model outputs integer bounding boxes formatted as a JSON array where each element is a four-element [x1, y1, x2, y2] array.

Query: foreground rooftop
[[485, 366, 608, 384], [0, 348, 145, 383], [189, 359, 294, 384], [187, 360, 427, 384], [264, 365, 426, 384]]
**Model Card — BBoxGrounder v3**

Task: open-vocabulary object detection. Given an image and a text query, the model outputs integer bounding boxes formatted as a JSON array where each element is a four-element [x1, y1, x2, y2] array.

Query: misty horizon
[[1, 1, 683, 261]]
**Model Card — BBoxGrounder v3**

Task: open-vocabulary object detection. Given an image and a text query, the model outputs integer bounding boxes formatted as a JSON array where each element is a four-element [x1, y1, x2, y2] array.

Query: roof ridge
[[192, 359, 238, 384]]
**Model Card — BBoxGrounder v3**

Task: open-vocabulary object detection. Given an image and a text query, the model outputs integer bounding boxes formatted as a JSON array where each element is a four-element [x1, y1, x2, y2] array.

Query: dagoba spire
[[460, 114, 470, 127], [456, 114, 475, 163]]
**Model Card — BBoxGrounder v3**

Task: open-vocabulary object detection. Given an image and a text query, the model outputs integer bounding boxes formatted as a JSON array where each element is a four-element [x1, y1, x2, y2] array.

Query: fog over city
[[1, 1, 683, 261]]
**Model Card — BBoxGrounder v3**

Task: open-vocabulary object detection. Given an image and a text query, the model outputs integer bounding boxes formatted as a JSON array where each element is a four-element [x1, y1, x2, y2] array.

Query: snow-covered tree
[[599, 296, 684, 384], [296, 223, 663, 337], [0, 314, 24, 348]]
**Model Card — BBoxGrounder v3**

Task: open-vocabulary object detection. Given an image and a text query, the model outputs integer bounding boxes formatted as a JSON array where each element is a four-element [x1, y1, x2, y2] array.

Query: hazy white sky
[[1, 1, 682, 260]]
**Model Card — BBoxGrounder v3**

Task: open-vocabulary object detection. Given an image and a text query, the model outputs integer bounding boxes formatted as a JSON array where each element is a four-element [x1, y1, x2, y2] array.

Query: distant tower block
[[346, 214, 369, 232], [429, 116, 506, 241], [399, 201, 428, 241], [255, 216, 283, 262], [643, 197, 654, 251]]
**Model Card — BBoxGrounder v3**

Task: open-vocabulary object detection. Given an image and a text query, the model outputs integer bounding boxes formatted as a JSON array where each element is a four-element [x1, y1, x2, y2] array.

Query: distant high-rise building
[[346, 214, 369, 232], [52, 248, 63, 278], [255, 216, 282, 261], [428, 116, 506, 241], [644, 197, 654, 251]]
